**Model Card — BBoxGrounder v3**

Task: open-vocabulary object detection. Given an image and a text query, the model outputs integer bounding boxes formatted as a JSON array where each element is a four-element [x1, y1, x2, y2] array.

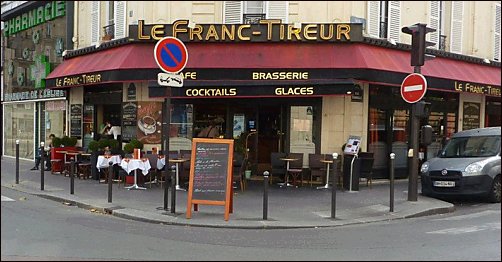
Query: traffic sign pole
[[154, 37, 188, 210], [408, 66, 421, 202], [400, 71, 427, 202]]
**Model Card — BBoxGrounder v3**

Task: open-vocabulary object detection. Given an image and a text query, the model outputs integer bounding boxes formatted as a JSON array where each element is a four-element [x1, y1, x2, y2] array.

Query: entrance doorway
[[183, 97, 321, 177]]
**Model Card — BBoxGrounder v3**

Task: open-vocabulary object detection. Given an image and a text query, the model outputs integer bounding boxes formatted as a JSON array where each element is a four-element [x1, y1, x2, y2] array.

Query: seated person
[[31, 147, 51, 171]]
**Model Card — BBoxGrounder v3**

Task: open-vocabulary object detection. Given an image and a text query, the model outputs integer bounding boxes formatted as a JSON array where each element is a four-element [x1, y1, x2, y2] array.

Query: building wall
[[68, 1, 499, 156], [72, 1, 500, 59], [321, 83, 368, 156]]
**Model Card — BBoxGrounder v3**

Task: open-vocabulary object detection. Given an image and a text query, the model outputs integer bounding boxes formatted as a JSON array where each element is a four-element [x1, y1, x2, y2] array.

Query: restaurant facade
[[45, 18, 501, 178]]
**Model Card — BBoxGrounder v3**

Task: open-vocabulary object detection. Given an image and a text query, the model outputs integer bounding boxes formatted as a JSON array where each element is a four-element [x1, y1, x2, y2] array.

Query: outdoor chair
[[144, 153, 159, 188], [359, 152, 375, 188], [308, 153, 326, 187], [286, 153, 304, 187], [270, 152, 287, 185], [232, 152, 247, 192]]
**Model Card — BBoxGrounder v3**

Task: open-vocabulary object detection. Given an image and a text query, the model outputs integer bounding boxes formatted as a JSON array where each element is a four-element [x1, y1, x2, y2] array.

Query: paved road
[[2, 187, 500, 261]]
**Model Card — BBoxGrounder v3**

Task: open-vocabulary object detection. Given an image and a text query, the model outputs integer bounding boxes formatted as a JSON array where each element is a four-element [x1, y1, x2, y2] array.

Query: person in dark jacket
[[31, 134, 55, 170]]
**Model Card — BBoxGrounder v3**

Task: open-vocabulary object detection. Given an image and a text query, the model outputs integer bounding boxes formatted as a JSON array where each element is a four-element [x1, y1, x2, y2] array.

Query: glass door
[[289, 105, 315, 168]]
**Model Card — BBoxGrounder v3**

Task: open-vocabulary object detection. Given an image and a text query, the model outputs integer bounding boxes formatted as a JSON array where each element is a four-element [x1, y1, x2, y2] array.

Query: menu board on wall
[[122, 102, 137, 142], [463, 102, 480, 131], [70, 104, 82, 138], [186, 138, 234, 221]]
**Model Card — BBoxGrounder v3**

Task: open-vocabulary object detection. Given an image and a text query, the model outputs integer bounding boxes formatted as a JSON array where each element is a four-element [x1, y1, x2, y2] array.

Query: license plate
[[433, 181, 455, 187]]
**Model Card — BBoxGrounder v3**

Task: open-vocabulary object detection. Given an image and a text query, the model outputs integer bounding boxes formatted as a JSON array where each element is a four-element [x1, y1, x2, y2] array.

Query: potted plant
[[88, 138, 121, 180], [123, 139, 144, 155]]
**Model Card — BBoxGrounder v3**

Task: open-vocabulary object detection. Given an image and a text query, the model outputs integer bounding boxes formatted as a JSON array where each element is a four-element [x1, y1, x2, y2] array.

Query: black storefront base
[[343, 154, 360, 191]]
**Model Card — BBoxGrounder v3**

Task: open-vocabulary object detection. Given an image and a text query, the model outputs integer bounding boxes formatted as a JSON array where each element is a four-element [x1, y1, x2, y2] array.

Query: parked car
[[420, 126, 501, 203]]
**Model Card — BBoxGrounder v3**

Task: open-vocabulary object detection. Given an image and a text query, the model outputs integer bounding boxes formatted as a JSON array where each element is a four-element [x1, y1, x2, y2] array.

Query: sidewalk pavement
[[1, 157, 454, 229]]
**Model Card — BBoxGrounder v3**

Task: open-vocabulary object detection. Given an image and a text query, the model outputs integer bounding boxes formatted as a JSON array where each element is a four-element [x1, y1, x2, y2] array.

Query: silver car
[[420, 126, 501, 203]]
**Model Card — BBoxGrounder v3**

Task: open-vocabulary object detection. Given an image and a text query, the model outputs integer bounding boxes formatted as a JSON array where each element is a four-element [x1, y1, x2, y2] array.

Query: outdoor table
[[317, 159, 333, 189], [96, 155, 122, 183], [157, 156, 189, 191], [120, 158, 151, 190], [278, 157, 298, 187]]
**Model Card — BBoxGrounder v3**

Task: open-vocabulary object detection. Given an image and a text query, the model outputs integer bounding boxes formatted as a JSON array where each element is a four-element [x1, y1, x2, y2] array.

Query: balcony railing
[[102, 24, 115, 41], [439, 35, 446, 51], [379, 21, 388, 38], [243, 14, 266, 24]]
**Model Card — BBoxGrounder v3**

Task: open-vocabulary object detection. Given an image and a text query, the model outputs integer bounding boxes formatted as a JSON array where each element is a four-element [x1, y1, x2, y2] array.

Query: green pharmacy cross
[[30, 55, 51, 89]]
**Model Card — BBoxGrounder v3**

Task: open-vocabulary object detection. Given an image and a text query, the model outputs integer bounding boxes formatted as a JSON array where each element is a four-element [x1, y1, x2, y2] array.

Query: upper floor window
[[224, 1, 288, 24], [92, 1, 126, 44], [450, 1, 464, 54], [494, 3, 500, 61], [244, 1, 266, 24], [429, 1, 446, 50], [367, 1, 401, 42]]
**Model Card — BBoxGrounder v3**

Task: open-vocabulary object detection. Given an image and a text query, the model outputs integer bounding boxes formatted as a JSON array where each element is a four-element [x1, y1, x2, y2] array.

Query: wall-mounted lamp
[[95, 42, 101, 49], [293, 22, 301, 29], [188, 21, 196, 29], [388, 38, 397, 45], [62, 50, 68, 57], [483, 58, 490, 64]]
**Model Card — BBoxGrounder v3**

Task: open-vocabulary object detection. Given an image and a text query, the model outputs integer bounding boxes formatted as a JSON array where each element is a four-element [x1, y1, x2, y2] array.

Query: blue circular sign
[[154, 37, 188, 74]]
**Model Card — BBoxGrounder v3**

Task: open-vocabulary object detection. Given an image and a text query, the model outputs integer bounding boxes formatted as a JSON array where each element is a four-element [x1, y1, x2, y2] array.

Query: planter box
[[50, 146, 77, 172], [125, 175, 135, 185]]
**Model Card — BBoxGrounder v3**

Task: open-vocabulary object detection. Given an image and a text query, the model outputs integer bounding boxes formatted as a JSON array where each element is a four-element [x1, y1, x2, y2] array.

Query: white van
[[420, 127, 501, 203]]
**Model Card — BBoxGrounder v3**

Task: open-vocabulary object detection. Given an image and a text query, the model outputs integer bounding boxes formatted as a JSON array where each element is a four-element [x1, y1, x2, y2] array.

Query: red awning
[[46, 42, 500, 88], [335, 44, 500, 86], [47, 44, 156, 77]]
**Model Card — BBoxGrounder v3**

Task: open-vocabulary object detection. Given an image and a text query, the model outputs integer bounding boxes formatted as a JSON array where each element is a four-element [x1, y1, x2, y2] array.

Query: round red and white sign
[[400, 73, 427, 103]]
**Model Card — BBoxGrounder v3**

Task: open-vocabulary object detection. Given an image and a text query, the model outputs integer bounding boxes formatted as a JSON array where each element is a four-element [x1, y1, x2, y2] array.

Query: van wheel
[[487, 175, 501, 203]]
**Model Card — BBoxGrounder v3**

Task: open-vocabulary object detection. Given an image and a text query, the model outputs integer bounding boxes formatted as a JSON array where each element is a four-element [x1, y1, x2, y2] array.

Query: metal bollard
[[163, 169, 169, 211], [263, 171, 269, 220], [40, 142, 45, 191], [70, 157, 75, 194], [390, 153, 395, 212], [15, 140, 20, 184], [170, 165, 176, 214], [108, 161, 113, 203], [331, 153, 338, 219]]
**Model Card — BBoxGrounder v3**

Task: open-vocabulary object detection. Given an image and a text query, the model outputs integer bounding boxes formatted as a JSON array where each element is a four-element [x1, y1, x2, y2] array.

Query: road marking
[[404, 84, 423, 92], [1, 195, 15, 202], [432, 210, 501, 221], [427, 222, 501, 235]]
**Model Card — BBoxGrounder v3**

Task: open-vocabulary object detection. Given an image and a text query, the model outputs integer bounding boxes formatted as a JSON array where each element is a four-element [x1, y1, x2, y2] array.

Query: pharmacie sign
[[130, 20, 363, 42], [4, 89, 66, 102], [3, 1, 66, 37]]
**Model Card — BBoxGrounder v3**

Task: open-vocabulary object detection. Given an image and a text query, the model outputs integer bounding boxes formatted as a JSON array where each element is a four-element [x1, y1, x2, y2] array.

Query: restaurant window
[[3, 103, 35, 159], [44, 100, 67, 139], [485, 98, 501, 127]]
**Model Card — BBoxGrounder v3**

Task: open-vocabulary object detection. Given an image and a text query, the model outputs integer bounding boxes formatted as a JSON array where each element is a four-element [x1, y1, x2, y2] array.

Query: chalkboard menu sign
[[122, 102, 137, 142], [70, 104, 82, 138], [187, 138, 234, 221], [463, 102, 480, 131]]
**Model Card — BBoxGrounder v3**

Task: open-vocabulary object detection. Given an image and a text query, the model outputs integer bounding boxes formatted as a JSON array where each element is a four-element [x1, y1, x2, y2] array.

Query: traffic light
[[420, 125, 433, 146], [402, 23, 436, 66], [413, 101, 431, 118]]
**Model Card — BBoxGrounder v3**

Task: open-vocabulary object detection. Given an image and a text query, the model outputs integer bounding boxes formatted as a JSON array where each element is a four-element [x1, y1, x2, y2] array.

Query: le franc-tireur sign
[[400, 73, 427, 103], [154, 37, 188, 87]]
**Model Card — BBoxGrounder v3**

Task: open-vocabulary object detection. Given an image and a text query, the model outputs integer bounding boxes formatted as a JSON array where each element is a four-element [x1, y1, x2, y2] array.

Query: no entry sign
[[154, 37, 188, 74], [400, 73, 427, 103]]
